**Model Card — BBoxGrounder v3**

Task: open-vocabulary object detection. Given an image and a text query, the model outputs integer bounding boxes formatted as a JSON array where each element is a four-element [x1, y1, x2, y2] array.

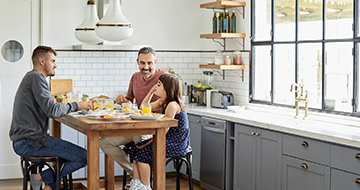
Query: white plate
[[130, 115, 165, 120], [88, 115, 128, 121]]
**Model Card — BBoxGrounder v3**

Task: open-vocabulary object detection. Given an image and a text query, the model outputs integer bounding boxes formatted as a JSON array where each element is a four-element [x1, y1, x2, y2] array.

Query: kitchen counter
[[186, 104, 360, 148]]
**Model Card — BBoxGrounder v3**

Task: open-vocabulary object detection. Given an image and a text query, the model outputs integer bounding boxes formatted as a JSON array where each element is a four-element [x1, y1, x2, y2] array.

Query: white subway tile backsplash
[[75, 69, 86, 75], [55, 50, 249, 106], [63, 58, 75, 62], [86, 69, 98, 75], [75, 57, 86, 63]]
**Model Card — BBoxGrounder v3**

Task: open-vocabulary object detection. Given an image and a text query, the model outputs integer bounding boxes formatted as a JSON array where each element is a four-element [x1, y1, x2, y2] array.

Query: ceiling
[[276, 0, 353, 23]]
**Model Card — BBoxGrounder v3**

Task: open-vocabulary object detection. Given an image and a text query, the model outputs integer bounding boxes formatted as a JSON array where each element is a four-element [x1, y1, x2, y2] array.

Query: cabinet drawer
[[188, 114, 201, 123], [282, 156, 330, 190], [331, 169, 360, 190], [331, 145, 360, 174], [283, 134, 330, 165]]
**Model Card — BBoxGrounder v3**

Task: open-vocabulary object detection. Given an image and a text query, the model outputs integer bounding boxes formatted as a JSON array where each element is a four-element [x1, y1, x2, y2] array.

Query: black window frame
[[249, 0, 360, 117]]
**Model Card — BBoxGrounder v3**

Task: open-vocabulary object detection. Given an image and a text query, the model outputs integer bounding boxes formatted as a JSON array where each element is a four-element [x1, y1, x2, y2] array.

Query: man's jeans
[[13, 135, 87, 189]]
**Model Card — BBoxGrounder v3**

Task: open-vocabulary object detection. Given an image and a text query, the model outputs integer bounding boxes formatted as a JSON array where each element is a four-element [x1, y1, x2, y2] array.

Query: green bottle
[[225, 10, 230, 33], [231, 10, 236, 33], [213, 12, 217, 33], [218, 12, 224, 33]]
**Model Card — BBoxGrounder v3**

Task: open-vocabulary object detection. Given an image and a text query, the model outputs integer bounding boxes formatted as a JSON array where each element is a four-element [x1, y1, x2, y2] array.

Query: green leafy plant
[[164, 67, 182, 80]]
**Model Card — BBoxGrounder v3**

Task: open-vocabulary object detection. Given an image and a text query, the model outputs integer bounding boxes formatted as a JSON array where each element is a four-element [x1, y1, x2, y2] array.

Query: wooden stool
[[166, 147, 194, 190], [21, 156, 73, 190]]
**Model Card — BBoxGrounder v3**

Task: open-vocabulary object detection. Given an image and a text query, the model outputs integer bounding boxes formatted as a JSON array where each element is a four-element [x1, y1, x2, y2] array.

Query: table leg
[[105, 154, 115, 190], [153, 128, 166, 190], [87, 130, 100, 190], [51, 119, 61, 138]]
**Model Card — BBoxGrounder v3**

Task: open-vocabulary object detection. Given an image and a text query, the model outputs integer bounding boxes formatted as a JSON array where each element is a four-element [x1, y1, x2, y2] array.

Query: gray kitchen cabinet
[[234, 124, 282, 190], [331, 169, 360, 190], [282, 156, 330, 190], [187, 114, 202, 181]]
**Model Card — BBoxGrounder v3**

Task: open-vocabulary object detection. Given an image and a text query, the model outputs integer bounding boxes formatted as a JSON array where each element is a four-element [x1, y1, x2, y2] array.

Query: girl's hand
[[136, 139, 153, 149], [150, 84, 157, 94]]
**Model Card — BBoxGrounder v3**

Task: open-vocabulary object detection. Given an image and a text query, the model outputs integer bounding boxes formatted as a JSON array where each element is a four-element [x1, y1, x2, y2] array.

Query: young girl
[[128, 74, 190, 190]]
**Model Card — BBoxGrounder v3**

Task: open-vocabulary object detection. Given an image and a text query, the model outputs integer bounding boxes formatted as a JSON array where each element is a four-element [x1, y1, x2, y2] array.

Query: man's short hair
[[138, 47, 156, 59], [31, 45, 57, 65]]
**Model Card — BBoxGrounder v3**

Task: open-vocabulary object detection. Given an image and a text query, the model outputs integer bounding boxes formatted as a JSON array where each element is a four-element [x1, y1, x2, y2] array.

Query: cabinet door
[[188, 114, 202, 181], [256, 129, 282, 190], [234, 124, 257, 190], [331, 169, 360, 190], [282, 156, 330, 190]]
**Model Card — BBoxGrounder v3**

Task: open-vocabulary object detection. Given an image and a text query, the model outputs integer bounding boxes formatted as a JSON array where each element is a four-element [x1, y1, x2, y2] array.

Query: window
[[251, 0, 358, 115]]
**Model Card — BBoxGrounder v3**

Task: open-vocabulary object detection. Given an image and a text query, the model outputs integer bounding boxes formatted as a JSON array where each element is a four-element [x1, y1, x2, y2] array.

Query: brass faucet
[[290, 81, 309, 119]]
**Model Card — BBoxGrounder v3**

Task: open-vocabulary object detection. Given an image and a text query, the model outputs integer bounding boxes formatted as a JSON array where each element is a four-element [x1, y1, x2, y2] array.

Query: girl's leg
[[133, 162, 140, 179], [137, 162, 151, 185]]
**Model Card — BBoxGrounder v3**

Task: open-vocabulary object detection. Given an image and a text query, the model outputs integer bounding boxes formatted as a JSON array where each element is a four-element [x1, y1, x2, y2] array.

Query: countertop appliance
[[211, 91, 234, 109], [200, 117, 227, 190]]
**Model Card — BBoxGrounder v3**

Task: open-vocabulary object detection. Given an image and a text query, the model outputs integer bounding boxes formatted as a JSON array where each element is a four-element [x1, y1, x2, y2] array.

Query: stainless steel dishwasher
[[200, 117, 226, 190]]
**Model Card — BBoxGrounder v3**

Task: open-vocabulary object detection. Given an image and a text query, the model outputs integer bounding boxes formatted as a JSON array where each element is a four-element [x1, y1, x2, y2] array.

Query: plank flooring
[[0, 175, 203, 190]]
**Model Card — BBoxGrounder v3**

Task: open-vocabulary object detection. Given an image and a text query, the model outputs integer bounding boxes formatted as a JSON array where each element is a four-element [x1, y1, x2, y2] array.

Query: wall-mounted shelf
[[200, 1, 246, 51], [200, 1, 246, 9], [199, 64, 245, 81], [200, 33, 246, 39]]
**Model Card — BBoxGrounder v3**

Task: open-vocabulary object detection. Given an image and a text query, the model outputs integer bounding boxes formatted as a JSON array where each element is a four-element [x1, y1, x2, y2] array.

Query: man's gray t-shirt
[[9, 69, 78, 149]]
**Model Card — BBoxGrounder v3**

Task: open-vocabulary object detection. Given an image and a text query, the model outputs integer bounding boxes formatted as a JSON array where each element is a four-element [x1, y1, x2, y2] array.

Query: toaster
[[211, 91, 234, 109]]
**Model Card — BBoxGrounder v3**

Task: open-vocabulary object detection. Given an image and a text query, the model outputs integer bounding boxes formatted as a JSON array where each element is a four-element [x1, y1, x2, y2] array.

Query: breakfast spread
[[122, 106, 134, 113], [131, 113, 162, 117]]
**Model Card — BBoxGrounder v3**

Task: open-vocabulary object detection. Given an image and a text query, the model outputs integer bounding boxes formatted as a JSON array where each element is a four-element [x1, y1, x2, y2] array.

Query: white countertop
[[186, 104, 360, 148]]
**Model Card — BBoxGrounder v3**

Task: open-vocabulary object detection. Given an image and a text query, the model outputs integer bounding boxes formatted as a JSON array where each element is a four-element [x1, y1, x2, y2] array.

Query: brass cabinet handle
[[356, 178, 360, 184], [302, 141, 309, 147], [255, 133, 260, 136], [197, 120, 200, 123], [301, 163, 308, 169], [355, 154, 360, 159], [251, 132, 255, 136]]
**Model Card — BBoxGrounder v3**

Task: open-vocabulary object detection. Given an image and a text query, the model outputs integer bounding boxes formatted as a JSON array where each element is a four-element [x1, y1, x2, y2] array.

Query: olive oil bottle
[[231, 10, 236, 33], [218, 11, 224, 33], [213, 12, 217, 33], [224, 10, 230, 33]]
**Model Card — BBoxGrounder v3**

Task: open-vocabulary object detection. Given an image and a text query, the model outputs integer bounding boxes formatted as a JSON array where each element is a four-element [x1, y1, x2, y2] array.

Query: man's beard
[[142, 68, 155, 78]]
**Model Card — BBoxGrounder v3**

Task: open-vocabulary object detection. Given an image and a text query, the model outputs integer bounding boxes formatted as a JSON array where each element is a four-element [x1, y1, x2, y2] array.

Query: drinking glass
[[105, 99, 114, 111], [94, 102, 103, 112], [141, 103, 151, 114]]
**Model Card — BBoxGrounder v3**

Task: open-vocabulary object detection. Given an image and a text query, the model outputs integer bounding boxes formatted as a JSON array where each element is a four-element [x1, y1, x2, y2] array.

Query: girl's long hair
[[159, 74, 187, 112]]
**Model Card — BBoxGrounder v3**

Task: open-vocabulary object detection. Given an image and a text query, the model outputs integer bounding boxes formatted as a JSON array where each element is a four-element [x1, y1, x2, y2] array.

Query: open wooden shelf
[[200, 1, 246, 9], [199, 64, 245, 70], [200, 33, 246, 39]]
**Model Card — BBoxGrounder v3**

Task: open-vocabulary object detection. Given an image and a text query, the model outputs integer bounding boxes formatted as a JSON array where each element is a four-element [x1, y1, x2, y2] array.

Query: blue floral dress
[[129, 100, 190, 164]]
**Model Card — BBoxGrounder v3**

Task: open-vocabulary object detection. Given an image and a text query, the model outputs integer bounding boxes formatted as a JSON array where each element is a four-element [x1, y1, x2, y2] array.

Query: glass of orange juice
[[141, 103, 151, 114], [94, 102, 103, 112], [105, 100, 114, 111]]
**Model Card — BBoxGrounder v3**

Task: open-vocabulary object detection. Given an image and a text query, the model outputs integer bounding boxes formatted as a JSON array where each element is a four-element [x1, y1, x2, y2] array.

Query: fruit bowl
[[193, 87, 212, 92]]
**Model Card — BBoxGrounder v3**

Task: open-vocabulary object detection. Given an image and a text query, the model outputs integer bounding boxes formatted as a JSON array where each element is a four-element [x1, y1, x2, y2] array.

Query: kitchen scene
[[1, 0, 360, 190]]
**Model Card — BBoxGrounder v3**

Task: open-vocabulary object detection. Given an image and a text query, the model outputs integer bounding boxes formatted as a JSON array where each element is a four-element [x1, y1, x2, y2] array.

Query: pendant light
[[95, 0, 133, 42], [75, 0, 103, 44]]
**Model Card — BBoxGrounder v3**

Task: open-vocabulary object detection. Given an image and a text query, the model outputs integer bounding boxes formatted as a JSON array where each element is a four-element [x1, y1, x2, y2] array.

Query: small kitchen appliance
[[211, 91, 234, 109]]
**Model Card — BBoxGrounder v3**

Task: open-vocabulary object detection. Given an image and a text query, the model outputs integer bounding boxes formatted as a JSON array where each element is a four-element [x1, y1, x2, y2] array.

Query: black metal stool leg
[[175, 159, 181, 190], [186, 154, 194, 190], [23, 160, 29, 190], [63, 175, 68, 189], [123, 170, 127, 189], [55, 159, 60, 190], [68, 173, 73, 190]]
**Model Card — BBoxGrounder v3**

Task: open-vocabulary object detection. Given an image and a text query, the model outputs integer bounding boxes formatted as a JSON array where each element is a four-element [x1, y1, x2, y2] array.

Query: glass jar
[[223, 54, 231, 65], [215, 49, 223, 65], [233, 48, 242, 65]]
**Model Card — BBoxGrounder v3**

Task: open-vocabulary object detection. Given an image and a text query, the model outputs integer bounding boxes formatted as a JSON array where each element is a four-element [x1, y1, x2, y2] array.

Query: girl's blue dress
[[129, 100, 190, 164]]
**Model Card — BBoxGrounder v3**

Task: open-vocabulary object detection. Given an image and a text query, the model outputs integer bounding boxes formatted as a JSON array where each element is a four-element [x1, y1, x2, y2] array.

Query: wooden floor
[[0, 175, 203, 190]]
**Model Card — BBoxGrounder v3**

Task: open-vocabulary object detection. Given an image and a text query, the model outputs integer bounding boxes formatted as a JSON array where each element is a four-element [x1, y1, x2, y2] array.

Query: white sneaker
[[129, 179, 142, 190], [145, 184, 152, 190]]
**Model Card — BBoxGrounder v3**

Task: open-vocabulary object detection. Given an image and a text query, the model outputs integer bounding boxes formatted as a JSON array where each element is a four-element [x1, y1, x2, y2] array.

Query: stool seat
[[21, 156, 73, 190]]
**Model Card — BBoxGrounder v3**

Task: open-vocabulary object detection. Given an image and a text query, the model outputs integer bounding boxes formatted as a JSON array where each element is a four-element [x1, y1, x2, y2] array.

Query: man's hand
[[77, 100, 97, 110], [115, 94, 129, 105]]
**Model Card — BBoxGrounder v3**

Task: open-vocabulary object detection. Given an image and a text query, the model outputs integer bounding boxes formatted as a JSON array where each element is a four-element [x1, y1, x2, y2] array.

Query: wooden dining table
[[52, 114, 178, 190]]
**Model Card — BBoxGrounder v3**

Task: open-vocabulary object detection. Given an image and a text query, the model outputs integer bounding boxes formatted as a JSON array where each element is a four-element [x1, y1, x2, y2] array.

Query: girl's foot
[[129, 179, 141, 190]]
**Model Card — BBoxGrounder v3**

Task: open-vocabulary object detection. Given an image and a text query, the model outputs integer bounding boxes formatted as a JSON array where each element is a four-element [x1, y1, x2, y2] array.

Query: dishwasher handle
[[203, 125, 225, 134]]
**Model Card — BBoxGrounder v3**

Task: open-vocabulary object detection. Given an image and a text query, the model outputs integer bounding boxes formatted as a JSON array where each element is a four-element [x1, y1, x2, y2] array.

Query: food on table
[[131, 113, 162, 117], [90, 95, 111, 101], [82, 94, 89, 102], [122, 106, 134, 113], [101, 115, 124, 119]]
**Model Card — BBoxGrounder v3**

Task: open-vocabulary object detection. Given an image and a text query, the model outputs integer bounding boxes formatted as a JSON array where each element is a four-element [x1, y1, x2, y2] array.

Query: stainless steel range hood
[[73, 44, 149, 50]]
